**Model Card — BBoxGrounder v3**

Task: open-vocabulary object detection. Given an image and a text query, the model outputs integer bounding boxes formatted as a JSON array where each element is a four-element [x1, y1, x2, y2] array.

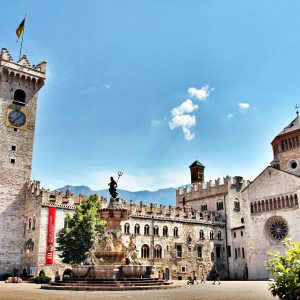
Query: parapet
[[0, 48, 46, 87], [176, 176, 250, 197], [127, 200, 225, 223], [26, 180, 84, 206]]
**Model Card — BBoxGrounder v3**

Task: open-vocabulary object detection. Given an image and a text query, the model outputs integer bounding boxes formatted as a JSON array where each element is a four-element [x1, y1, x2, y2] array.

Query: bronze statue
[[108, 177, 118, 198]]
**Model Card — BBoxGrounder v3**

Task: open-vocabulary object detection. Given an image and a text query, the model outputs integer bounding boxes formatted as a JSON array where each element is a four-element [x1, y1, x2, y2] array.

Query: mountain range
[[54, 185, 177, 206]]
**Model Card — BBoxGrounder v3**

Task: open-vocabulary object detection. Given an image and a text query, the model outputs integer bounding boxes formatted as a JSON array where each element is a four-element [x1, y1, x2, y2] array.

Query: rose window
[[265, 217, 288, 241]]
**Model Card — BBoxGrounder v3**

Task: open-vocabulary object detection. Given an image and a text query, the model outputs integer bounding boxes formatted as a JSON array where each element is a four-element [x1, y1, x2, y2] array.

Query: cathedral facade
[[0, 48, 299, 280]]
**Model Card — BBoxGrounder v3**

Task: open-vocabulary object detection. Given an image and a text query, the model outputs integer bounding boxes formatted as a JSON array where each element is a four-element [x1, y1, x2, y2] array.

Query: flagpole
[[18, 14, 26, 60]]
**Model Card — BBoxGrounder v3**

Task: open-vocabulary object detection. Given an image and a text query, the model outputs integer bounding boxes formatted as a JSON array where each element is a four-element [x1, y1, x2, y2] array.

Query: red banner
[[45, 207, 56, 265]]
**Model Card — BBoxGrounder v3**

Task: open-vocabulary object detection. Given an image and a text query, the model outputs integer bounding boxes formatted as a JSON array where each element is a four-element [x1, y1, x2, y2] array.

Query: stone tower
[[0, 48, 46, 275], [189, 160, 205, 184], [271, 111, 300, 176]]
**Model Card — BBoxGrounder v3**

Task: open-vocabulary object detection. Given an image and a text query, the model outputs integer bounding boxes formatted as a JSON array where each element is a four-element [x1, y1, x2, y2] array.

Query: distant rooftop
[[189, 160, 205, 168]]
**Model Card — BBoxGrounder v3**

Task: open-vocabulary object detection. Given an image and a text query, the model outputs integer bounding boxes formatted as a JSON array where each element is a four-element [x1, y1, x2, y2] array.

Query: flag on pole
[[16, 17, 26, 41]]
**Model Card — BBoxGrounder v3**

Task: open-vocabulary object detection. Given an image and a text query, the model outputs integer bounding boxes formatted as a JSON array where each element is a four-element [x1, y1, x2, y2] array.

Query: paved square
[[0, 281, 278, 300]]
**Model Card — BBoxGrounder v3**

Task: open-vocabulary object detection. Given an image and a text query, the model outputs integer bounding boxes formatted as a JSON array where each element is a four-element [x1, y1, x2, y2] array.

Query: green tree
[[56, 194, 106, 264], [265, 239, 300, 300]]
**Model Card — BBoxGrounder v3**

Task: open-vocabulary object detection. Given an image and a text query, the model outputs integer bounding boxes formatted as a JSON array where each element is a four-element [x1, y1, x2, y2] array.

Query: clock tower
[[0, 48, 46, 275]]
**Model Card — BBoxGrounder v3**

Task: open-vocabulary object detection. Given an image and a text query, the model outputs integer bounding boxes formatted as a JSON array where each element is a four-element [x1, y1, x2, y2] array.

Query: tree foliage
[[56, 194, 106, 264], [265, 239, 300, 300]]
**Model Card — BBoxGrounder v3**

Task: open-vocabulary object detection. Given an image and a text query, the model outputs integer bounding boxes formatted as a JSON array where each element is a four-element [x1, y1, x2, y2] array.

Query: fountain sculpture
[[43, 173, 178, 290]]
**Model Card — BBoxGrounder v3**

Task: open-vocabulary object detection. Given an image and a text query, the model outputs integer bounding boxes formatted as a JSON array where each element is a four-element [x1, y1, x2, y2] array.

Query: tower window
[[11, 145, 17, 151], [14, 128, 18, 132], [10, 158, 15, 164], [13, 89, 26, 106]]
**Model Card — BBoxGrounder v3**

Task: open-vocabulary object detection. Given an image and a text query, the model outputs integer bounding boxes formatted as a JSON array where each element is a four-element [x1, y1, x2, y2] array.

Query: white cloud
[[104, 84, 111, 89], [169, 114, 196, 130], [151, 120, 161, 127], [226, 113, 234, 119], [79, 86, 99, 95], [182, 127, 195, 140], [169, 99, 199, 141], [171, 99, 198, 116], [238, 102, 250, 109], [188, 85, 213, 101]]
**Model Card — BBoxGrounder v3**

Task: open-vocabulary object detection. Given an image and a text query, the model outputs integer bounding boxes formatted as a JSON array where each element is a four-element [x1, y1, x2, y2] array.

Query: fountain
[[43, 173, 179, 291]]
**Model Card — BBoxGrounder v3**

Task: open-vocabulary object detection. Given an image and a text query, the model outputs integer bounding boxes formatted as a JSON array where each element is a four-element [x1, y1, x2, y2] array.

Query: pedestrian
[[201, 270, 206, 283], [192, 271, 199, 284], [211, 269, 221, 285], [162, 270, 166, 280], [158, 271, 162, 279]]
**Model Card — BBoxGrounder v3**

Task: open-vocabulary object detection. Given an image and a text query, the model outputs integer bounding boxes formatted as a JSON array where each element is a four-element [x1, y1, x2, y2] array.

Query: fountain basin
[[72, 265, 120, 279], [121, 265, 147, 277]]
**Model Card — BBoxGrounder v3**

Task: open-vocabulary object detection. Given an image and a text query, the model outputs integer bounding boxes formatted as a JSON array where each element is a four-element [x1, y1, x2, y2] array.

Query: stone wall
[[242, 166, 300, 279], [0, 49, 46, 275]]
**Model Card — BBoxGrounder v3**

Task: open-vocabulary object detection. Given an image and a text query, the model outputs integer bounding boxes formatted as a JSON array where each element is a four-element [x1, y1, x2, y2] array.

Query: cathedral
[[0, 48, 299, 280]]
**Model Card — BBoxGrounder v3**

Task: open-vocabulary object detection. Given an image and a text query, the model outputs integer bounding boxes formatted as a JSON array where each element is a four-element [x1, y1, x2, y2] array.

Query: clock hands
[[11, 113, 24, 124]]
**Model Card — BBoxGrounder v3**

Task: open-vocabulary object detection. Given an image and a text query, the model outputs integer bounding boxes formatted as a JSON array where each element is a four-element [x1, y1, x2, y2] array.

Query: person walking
[[192, 271, 199, 284], [201, 269, 206, 283], [211, 268, 221, 285]]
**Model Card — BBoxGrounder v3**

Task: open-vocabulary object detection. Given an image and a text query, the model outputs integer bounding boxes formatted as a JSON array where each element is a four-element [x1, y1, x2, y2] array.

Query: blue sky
[[1, 0, 300, 191]]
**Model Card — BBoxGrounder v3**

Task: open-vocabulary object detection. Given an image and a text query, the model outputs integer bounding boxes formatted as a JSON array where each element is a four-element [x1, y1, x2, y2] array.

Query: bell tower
[[271, 108, 300, 176], [0, 48, 46, 275], [189, 160, 205, 184]]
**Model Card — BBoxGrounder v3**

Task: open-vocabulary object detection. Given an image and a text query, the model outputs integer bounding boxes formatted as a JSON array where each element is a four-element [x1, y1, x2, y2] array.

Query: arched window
[[141, 244, 150, 258], [199, 229, 204, 239], [286, 196, 289, 207], [144, 224, 150, 236], [281, 197, 285, 208], [295, 194, 299, 206], [201, 203, 207, 211], [277, 198, 281, 209], [173, 227, 178, 237], [13, 89, 26, 106], [217, 201, 224, 210], [134, 224, 140, 235], [234, 199, 240, 211], [28, 218, 31, 230], [124, 223, 130, 235], [154, 244, 162, 258], [176, 244, 182, 257], [153, 225, 159, 236], [197, 246, 202, 258], [163, 226, 168, 236], [217, 231, 222, 240], [210, 230, 214, 240], [32, 217, 36, 230], [250, 203, 254, 213]]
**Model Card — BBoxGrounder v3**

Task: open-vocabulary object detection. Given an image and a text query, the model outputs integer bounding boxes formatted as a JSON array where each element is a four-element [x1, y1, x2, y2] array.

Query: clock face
[[8, 110, 26, 127]]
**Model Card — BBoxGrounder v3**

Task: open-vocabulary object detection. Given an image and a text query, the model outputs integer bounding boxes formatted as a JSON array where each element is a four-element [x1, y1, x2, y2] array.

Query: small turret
[[189, 160, 205, 184]]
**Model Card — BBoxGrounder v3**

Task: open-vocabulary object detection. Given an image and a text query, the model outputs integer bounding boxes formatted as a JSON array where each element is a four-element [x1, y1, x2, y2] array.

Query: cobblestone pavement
[[0, 280, 278, 300]]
